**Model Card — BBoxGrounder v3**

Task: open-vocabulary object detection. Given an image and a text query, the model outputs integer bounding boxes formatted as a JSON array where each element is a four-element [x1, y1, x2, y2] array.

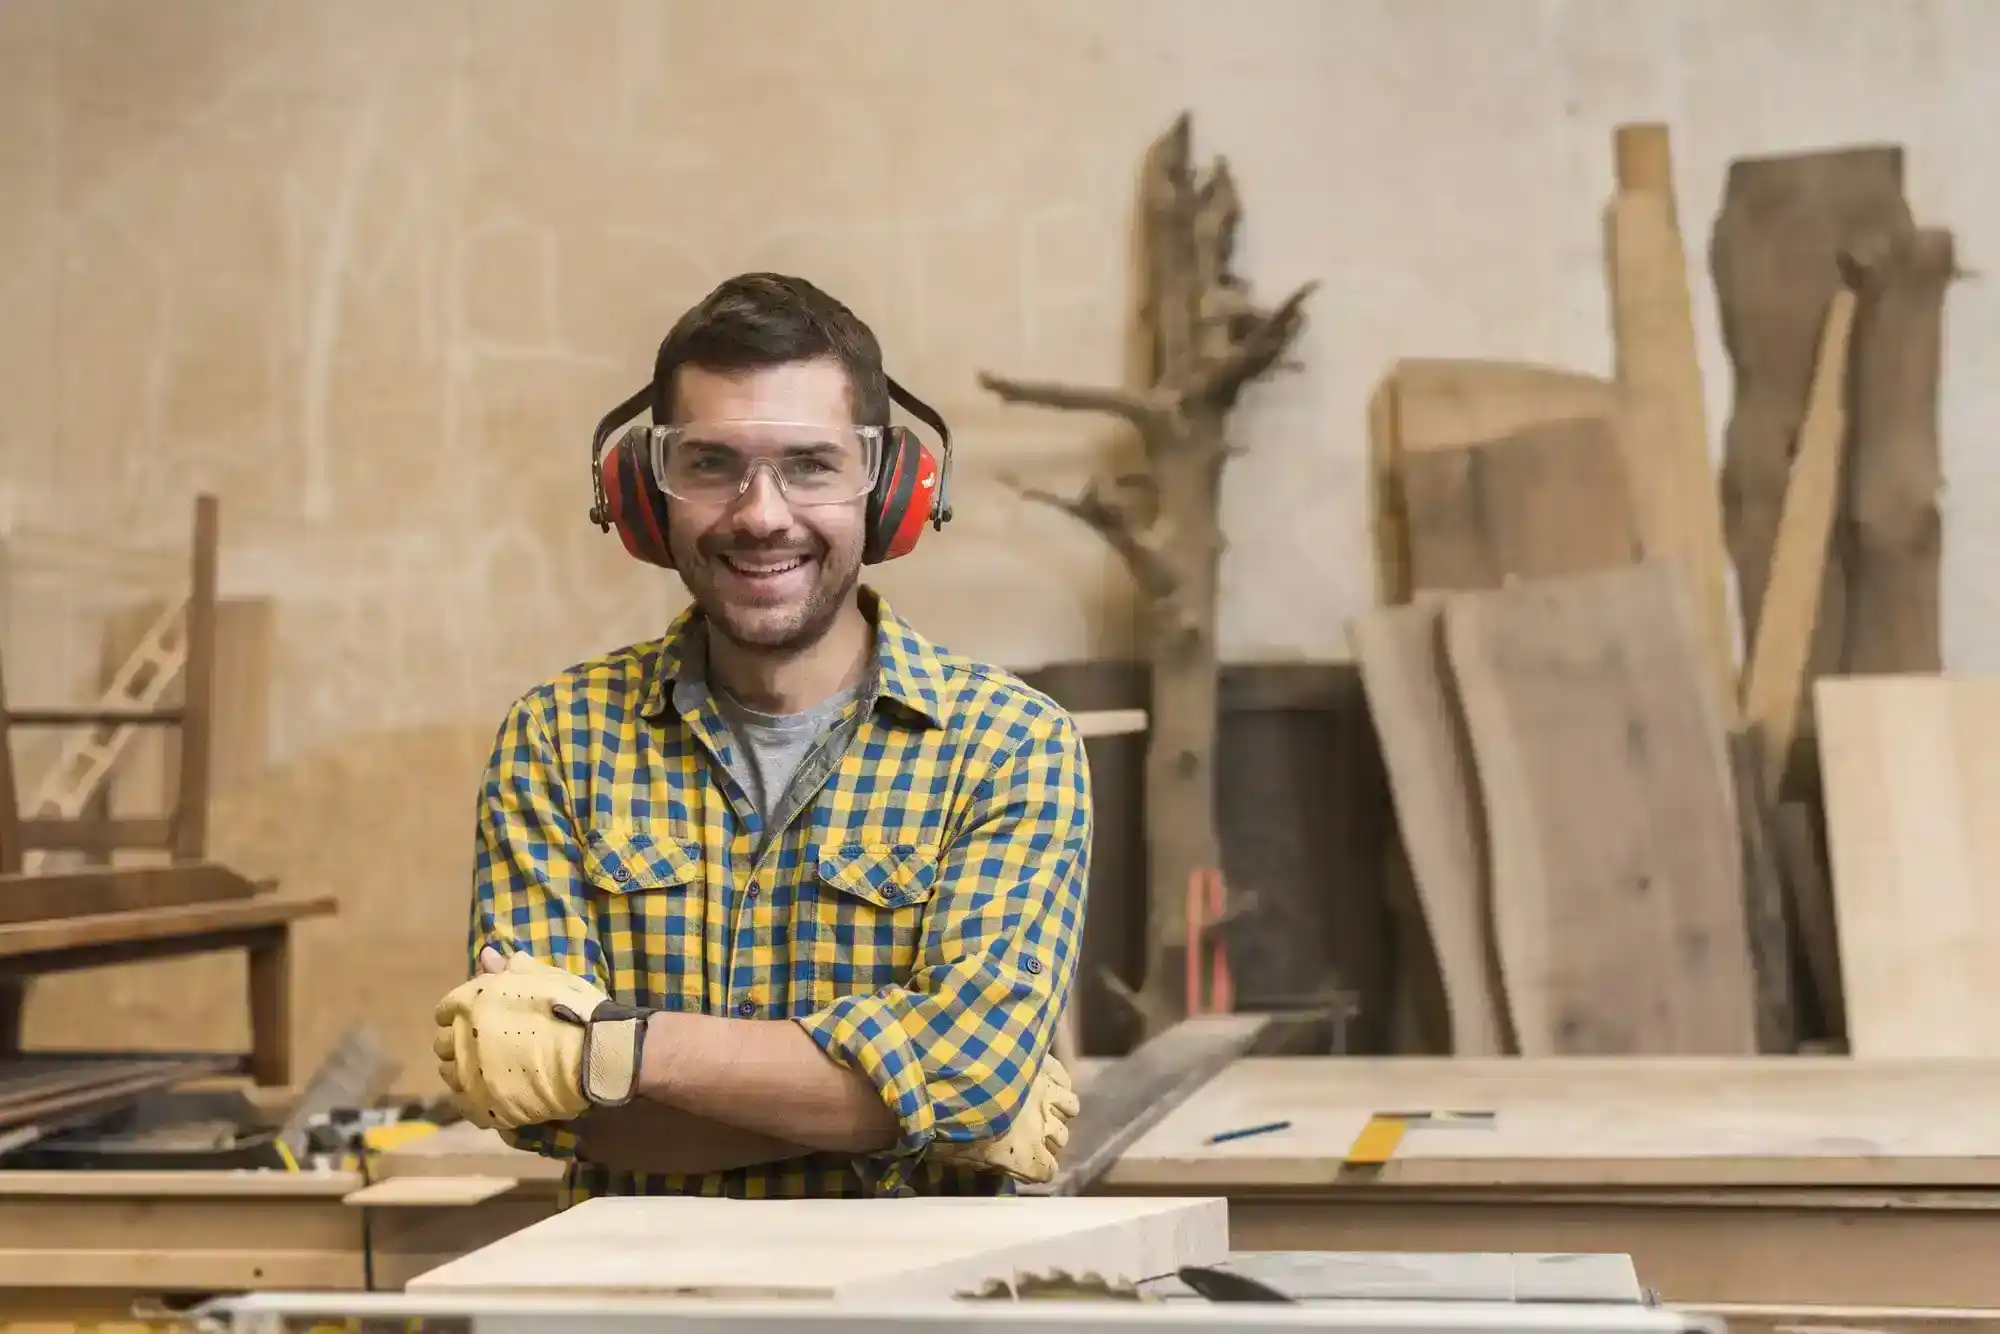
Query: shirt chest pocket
[[582, 824, 706, 1009], [800, 842, 940, 994]]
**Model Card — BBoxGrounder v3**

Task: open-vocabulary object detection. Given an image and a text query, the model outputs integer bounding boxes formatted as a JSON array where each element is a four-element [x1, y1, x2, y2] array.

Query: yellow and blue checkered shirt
[[466, 586, 1090, 1201]]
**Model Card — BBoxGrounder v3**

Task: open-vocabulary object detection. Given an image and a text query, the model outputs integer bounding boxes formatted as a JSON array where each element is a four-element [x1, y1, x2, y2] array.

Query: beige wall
[[2, 0, 1994, 1082]]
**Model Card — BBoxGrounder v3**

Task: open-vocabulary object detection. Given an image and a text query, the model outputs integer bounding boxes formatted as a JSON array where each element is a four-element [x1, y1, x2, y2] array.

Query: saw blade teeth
[[960, 1269, 1149, 1301]]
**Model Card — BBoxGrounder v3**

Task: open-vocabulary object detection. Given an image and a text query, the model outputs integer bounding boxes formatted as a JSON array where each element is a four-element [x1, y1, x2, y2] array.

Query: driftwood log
[[1839, 226, 1955, 674], [1708, 146, 1912, 679], [980, 113, 1314, 1034]]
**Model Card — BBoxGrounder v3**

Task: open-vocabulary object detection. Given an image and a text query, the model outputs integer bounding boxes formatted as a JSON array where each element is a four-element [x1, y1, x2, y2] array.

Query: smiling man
[[433, 273, 1089, 1203]]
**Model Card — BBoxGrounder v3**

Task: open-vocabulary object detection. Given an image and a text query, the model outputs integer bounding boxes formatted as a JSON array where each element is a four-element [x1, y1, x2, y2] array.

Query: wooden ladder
[[17, 596, 191, 876], [0, 493, 218, 877]]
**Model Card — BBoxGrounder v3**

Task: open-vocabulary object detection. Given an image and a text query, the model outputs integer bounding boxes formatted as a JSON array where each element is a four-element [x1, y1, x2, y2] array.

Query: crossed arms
[[466, 697, 1090, 1180]]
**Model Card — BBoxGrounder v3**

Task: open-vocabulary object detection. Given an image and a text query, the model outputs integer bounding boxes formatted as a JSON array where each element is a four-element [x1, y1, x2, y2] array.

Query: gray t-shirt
[[714, 681, 861, 833]]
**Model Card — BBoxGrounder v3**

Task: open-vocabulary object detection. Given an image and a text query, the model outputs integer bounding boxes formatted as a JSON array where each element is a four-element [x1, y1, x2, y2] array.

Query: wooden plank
[[1072, 709, 1147, 739], [1816, 675, 2000, 1056], [1606, 127, 1736, 714], [372, 1122, 567, 1183], [1443, 563, 1756, 1055], [1105, 1056, 2000, 1190], [1348, 601, 1508, 1056], [1399, 414, 1641, 593], [1215, 1195, 2000, 1309], [171, 494, 219, 860], [405, 1195, 1230, 1299], [1740, 287, 1857, 801], [1726, 732, 1798, 1054], [0, 862, 258, 926], [344, 1175, 519, 1207], [0, 895, 334, 962], [16, 817, 171, 851], [1371, 359, 1617, 606]]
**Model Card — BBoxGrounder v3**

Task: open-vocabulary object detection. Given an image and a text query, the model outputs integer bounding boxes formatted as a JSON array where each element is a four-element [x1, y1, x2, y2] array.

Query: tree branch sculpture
[[980, 113, 1316, 1038]]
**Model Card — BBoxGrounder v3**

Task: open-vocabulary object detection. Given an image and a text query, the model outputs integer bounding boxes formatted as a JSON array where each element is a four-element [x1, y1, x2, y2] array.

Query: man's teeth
[[725, 555, 806, 575]]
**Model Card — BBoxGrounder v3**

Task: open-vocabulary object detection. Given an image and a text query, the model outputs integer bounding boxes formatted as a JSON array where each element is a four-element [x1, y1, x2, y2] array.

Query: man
[[432, 272, 1089, 1203]]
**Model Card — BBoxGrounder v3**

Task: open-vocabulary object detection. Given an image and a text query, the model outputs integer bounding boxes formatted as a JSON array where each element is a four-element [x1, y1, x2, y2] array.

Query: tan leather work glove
[[432, 952, 654, 1130], [930, 1054, 1081, 1185]]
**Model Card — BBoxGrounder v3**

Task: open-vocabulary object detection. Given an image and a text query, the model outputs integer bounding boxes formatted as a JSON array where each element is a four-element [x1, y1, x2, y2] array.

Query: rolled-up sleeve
[[794, 709, 1091, 1164], [465, 694, 603, 1162]]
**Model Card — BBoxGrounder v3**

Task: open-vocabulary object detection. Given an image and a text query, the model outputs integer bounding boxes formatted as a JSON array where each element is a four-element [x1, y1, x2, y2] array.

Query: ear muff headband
[[587, 376, 954, 571]]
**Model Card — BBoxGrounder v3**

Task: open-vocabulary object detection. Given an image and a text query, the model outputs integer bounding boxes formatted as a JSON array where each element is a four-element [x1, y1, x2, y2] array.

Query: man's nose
[[728, 463, 794, 537]]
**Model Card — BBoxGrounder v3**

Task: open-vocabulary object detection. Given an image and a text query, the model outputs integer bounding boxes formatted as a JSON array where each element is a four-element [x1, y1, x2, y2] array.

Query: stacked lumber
[[1356, 124, 1959, 1058]]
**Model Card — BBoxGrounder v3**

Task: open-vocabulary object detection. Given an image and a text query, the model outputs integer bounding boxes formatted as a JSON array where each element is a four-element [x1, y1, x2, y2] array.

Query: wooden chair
[[0, 495, 334, 1085]]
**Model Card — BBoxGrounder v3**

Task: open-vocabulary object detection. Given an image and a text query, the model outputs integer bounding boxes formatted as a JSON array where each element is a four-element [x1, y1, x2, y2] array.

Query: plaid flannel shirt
[[465, 586, 1090, 1202]]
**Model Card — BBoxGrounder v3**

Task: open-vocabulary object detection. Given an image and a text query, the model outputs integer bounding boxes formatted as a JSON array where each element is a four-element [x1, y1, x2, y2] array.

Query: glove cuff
[[554, 1000, 652, 1107]]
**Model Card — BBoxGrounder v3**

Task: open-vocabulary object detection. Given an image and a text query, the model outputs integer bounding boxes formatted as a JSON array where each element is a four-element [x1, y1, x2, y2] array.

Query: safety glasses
[[647, 421, 886, 506]]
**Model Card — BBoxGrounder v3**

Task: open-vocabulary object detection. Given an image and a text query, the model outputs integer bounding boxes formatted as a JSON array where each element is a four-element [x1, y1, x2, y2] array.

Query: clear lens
[[649, 422, 883, 505]]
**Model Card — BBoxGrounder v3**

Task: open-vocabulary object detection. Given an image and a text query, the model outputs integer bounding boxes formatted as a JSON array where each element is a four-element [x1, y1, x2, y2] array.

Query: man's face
[[664, 358, 868, 655]]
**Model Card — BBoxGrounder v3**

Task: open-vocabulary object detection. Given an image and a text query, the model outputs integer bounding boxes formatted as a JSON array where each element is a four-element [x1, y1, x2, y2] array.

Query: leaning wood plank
[[1726, 731, 1798, 1054], [1105, 1056, 2000, 1191], [0, 862, 259, 927], [1399, 414, 1641, 594], [1443, 563, 1756, 1055], [1606, 128, 1735, 715], [1740, 287, 1858, 801], [1370, 359, 1616, 604], [406, 1195, 1230, 1299], [1390, 359, 1616, 455], [1710, 145, 1910, 660], [1816, 676, 2000, 1056], [1840, 228, 1955, 674], [1772, 801, 1845, 1041], [1349, 601, 1508, 1055]]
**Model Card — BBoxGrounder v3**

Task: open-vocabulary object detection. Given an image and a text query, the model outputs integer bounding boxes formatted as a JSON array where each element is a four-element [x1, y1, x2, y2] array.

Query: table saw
[[186, 1250, 1720, 1334]]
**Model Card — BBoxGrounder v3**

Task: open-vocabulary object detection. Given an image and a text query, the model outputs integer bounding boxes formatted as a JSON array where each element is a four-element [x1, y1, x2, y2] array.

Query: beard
[[675, 524, 861, 656]]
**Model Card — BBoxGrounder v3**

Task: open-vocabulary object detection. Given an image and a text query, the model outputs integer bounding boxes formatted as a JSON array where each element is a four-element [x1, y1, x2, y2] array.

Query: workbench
[[7, 1055, 2000, 1319], [1092, 1057, 2000, 1308]]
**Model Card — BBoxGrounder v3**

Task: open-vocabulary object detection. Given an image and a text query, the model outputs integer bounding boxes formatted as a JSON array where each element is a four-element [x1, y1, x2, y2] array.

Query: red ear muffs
[[863, 424, 942, 564], [597, 427, 676, 569], [588, 375, 952, 571]]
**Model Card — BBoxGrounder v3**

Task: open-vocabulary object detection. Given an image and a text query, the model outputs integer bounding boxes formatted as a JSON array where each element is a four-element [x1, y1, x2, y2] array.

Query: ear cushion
[[865, 426, 937, 564], [598, 431, 676, 570]]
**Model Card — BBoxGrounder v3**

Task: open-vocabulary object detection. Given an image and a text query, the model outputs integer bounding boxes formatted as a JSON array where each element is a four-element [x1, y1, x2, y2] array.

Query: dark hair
[[651, 273, 890, 427]]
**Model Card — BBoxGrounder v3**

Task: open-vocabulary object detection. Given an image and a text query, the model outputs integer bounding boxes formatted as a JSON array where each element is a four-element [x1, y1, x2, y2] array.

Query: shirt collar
[[642, 585, 948, 729]]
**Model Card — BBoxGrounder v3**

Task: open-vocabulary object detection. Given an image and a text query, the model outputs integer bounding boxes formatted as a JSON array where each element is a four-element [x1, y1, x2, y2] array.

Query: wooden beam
[[17, 816, 172, 851], [0, 862, 260, 927]]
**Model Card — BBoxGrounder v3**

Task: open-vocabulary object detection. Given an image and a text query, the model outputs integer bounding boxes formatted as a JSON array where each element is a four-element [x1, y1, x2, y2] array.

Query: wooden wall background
[[1021, 661, 1398, 1057]]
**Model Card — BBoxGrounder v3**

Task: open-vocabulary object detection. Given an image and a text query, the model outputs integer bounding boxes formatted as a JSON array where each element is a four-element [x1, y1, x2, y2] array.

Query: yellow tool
[[1343, 1109, 1495, 1166]]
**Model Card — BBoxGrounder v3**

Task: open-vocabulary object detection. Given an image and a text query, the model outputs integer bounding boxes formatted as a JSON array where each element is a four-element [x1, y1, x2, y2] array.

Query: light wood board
[[1104, 1056, 2000, 1189], [1369, 358, 1616, 604], [1740, 288, 1857, 802], [1349, 601, 1507, 1056], [1443, 562, 1756, 1055], [1399, 414, 1642, 594], [1816, 675, 2000, 1057], [1606, 186, 1737, 714], [406, 1195, 1229, 1299]]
